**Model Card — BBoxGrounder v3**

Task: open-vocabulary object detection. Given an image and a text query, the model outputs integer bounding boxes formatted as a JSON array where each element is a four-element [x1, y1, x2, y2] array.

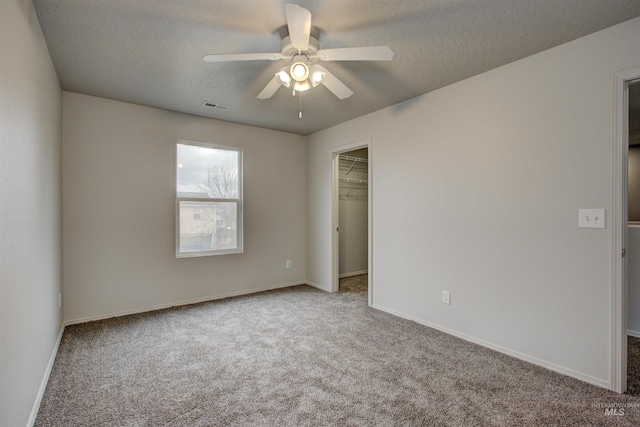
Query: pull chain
[[298, 90, 303, 119]]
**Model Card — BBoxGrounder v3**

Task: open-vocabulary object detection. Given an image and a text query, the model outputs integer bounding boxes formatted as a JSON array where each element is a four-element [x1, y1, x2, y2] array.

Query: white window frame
[[176, 140, 243, 258]]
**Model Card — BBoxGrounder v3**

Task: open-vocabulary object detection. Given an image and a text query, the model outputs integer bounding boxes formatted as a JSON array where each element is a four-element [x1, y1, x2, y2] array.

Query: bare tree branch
[[198, 161, 237, 199]]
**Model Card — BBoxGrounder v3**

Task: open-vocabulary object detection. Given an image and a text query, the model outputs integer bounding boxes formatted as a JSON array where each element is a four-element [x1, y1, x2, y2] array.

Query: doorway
[[331, 140, 372, 305], [337, 148, 369, 293], [626, 80, 640, 395], [612, 67, 640, 394]]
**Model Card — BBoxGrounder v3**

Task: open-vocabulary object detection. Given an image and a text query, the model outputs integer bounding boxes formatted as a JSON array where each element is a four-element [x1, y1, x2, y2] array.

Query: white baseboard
[[339, 270, 368, 279], [65, 281, 304, 326], [371, 303, 610, 391], [305, 281, 332, 292], [628, 330, 640, 338], [27, 324, 65, 427]]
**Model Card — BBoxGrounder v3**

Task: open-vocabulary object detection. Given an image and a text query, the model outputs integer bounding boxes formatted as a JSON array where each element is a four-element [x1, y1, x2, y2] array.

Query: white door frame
[[331, 139, 373, 306], [611, 66, 640, 393]]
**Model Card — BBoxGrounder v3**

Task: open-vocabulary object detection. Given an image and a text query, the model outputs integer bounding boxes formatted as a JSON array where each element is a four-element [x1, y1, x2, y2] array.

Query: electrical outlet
[[442, 291, 451, 305], [286, 260, 292, 269]]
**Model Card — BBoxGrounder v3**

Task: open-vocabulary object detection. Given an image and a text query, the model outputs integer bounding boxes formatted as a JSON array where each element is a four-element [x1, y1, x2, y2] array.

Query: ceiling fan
[[203, 3, 394, 101]]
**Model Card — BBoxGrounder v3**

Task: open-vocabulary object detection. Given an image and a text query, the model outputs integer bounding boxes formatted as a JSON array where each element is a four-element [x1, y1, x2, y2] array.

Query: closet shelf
[[339, 154, 368, 200], [339, 177, 368, 185], [339, 155, 368, 175], [339, 155, 368, 163]]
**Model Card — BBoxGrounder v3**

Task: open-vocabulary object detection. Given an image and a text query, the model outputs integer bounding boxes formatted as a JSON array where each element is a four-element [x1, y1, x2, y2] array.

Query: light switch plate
[[442, 290, 451, 305], [579, 209, 605, 229]]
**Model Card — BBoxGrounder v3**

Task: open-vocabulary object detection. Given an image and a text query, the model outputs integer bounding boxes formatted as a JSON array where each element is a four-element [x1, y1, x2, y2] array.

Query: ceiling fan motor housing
[[280, 35, 320, 62]]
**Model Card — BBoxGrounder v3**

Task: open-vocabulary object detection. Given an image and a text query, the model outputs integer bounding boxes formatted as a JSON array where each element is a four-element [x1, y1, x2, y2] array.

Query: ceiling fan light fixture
[[276, 67, 291, 88], [290, 62, 309, 82], [293, 80, 311, 92], [309, 65, 326, 87], [204, 3, 394, 103]]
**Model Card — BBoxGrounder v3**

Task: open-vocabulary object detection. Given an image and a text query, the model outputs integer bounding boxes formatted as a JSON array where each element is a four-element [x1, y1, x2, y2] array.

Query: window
[[176, 141, 243, 257]]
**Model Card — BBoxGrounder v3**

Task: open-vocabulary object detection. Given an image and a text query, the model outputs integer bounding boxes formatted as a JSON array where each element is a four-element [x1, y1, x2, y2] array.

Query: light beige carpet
[[339, 273, 368, 293], [628, 336, 640, 398], [36, 285, 640, 426]]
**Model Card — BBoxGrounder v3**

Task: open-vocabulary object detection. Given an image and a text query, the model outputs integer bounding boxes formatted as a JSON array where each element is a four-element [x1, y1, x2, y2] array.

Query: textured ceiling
[[33, 0, 640, 136]]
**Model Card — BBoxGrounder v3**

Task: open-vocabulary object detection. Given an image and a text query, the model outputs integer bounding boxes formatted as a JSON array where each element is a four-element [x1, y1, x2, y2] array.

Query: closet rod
[[339, 195, 367, 201], [338, 155, 368, 163], [339, 177, 368, 184]]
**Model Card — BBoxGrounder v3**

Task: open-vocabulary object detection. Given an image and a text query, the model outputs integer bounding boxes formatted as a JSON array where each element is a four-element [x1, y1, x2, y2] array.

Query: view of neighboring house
[[179, 199, 234, 252]]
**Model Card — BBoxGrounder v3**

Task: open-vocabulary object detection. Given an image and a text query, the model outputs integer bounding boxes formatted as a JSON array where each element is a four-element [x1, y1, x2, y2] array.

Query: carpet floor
[[339, 273, 368, 293], [627, 336, 640, 398], [36, 284, 640, 426]]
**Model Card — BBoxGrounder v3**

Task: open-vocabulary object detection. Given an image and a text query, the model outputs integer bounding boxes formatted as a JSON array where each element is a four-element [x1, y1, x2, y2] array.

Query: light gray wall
[[339, 200, 368, 275], [307, 17, 640, 389], [629, 226, 640, 336], [63, 92, 306, 323], [629, 146, 640, 221], [0, 1, 63, 426]]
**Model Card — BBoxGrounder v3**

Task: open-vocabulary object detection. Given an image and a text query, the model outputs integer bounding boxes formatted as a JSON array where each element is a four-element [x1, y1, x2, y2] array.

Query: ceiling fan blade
[[316, 46, 394, 62], [257, 76, 282, 99], [285, 3, 311, 51], [203, 52, 282, 62], [315, 66, 353, 99]]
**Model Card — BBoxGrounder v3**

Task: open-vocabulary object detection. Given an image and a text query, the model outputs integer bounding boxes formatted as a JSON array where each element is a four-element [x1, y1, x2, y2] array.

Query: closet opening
[[627, 80, 640, 396], [331, 140, 372, 305], [337, 148, 369, 293]]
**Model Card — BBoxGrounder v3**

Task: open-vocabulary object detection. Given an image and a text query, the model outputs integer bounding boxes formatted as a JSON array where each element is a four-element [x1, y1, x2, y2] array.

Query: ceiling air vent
[[202, 102, 229, 111]]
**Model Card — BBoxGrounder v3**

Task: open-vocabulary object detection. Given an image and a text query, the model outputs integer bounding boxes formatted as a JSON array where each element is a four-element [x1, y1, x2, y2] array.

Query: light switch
[[579, 209, 605, 229], [442, 290, 451, 305]]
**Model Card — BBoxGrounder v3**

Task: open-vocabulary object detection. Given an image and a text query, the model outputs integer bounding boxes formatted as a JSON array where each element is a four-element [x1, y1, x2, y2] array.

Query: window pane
[[179, 201, 238, 253], [177, 144, 239, 199]]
